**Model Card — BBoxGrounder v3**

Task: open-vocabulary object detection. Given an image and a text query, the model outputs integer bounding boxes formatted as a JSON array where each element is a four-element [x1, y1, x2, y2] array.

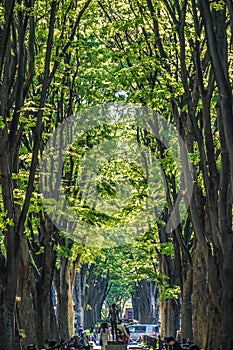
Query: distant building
[[124, 307, 134, 320]]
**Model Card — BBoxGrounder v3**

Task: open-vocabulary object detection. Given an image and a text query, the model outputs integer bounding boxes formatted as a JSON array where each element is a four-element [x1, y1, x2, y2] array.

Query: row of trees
[[0, 0, 233, 349], [0, 0, 92, 347], [73, 246, 161, 332]]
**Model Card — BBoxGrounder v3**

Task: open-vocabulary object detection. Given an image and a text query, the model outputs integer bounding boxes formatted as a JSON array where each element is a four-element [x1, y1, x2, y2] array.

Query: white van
[[128, 324, 159, 344]]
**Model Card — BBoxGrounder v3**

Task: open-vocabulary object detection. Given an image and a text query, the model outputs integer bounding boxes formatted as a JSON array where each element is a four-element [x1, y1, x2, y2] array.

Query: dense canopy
[[0, 1, 233, 349]]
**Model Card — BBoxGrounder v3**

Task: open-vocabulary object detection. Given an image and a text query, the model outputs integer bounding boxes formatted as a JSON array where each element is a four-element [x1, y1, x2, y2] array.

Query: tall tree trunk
[[180, 265, 192, 341], [73, 264, 88, 327], [191, 243, 208, 349], [0, 132, 20, 350], [83, 265, 109, 331], [55, 257, 73, 342], [131, 280, 159, 324], [30, 215, 58, 348], [16, 236, 37, 348], [160, 298, 180, 339], [157, 230, 181, 338]]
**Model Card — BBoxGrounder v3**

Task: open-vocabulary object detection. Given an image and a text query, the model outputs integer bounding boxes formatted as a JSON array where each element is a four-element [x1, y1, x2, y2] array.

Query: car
[[128, 324, 160, 345]]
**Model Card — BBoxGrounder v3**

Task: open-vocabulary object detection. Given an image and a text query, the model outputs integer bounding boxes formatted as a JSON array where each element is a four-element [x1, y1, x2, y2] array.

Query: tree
[[1, 0, 233, 349], [0, 1, 57, 347], [0, 0, 91, 347], [79, 1, 233, 348]]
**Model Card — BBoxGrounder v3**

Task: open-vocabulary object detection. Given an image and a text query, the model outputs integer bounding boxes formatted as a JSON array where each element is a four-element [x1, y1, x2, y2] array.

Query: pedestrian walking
[[100, 322, 110, 350]]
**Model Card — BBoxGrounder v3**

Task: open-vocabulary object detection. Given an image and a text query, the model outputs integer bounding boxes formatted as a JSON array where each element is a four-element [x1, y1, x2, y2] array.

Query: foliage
[[1, 0, 233, 346]]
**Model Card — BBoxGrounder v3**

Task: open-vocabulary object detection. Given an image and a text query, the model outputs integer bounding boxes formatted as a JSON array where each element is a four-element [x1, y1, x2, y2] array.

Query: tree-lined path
[[0, 1, 233, 349]]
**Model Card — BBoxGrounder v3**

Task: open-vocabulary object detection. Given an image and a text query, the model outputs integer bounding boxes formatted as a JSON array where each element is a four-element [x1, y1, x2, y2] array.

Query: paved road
[[93, 345, 143, 350]]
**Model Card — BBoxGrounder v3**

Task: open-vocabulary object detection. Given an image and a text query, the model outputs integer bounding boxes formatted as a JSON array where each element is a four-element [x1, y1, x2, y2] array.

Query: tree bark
[[131, 280, 160, 324], [192, 242, 208, 349], [55, 257, 72, 342], [83, 265, 109, 331], [160, 298, 180, 339], [16, 236, 37, 348]]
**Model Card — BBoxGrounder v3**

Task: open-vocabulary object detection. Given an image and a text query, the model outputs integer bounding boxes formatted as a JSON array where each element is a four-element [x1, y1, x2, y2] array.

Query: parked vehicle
[[128, 324, 159, 345]]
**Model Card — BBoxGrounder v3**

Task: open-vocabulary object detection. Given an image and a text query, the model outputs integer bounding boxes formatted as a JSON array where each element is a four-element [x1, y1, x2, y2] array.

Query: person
[[99, 322, 110, 350], [188, 345, 200, 350], [77, 324, 84, 337], [79, 331, 91, 350], [68, 336, 78, 350], [164, 336, 183, 350], [117, 320, 130, 343], [93, 328, 99, 343]]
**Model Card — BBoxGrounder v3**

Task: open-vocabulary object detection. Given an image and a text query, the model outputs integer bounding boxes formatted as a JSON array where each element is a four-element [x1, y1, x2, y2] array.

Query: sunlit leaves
[[158, 283, 180, 301]]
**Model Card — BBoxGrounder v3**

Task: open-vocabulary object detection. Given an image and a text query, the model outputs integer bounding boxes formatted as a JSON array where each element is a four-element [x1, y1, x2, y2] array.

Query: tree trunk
[[160, 298, 180, 339], [73, 263, 109, 332], [180, 265, 192, 341], [16, 236, 37, 348], [131, 280, 159, 324], [157, 233, 181, 338], [73, 264, 88, 328], [0, 133, 20, 350], [192, 243, 208, 349], [217, 246, 233, 350], [55, 257, 72, 342], [30, 215, 59, 348], [83, 265, 109, 331]]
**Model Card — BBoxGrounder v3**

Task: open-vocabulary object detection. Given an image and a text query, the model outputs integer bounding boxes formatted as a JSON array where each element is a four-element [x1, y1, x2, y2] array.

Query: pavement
[[93, 345, 144, 350]]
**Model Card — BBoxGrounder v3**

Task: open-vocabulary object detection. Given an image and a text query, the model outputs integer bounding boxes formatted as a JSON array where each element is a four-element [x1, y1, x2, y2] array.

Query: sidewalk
[[93, 345, 144, 350]]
